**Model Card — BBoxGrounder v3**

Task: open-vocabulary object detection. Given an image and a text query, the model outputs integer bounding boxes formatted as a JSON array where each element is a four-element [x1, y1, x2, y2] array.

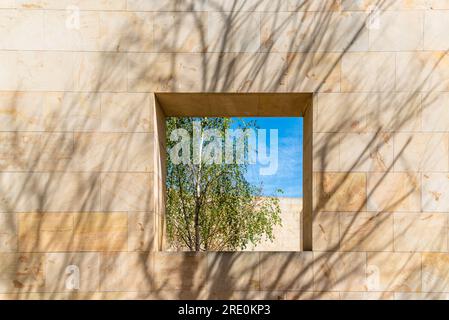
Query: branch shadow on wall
[[1, 0, 447, 300]]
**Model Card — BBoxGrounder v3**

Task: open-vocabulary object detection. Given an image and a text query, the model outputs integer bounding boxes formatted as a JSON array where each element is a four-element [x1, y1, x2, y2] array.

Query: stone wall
[[1, 0, 449, 299]]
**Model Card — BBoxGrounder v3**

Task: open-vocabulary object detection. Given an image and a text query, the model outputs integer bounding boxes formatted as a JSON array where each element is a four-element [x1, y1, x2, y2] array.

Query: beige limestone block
[[0, 253, 45, 293], [0, 292, 90, 300], [0, 9, 44, 50], [394, 212, 447, 252], [0, 173, 95, 212], [396, 52, 433, 91], [233, 53, 288, 92], [0, 0, 14, 8], [125, 11, 154, 52], [394, 292, 449, 300], [285, 291, 341, 300], [101, 172, 153, 211], [100, 252, 152, 291], [0, 132, 33, 171], [203, 53, 238, 92], [286, 52, 320, 92], [100, 11, 153, 52], [0, 292, 105, 300], [339, 212, 394, 252], [209, 290, 286, 300], [424, 10, 449, 50], [396, 51, 449, 92], [128, 0, 208, 11], [284, 12, 317, 52], [73, 212, 128, 251], [394, 133, 449, 172], [127, 133, 154, 172], [41, 173, 101, 212], [0, 213, 16, 252], [308, 52, 341, 93], [367, 172, 421, 212], [71, 133, 128, 172], [313, 212, 340, 251], [422, 52, 449, 92], [128, 53, 203, 92], [154, 252, 207, 290], [313, 251, 367, 292], [154, 12, 207, 53], [45, 8, 147, 52], [43, 92, 101, 132], [288, 0, 342, 12], [44, 11, 100, 51], [275, 11, 367, 53], [74, 11, 101, 50], [0, 133, 47, 172], [287, 52, 341, 93], [341, 0, 427, 10], [101, 93, 152, 132], [366, 92, 422, 133], [367, 252, 421, 292], [44, 11, 75, 51], [40, 133, 73, 171], [339, 132, 393, 172], [128, 212, 154, 252], [388, 0, 428, 10], [45, 252, 100, 292], [14, 0, 50, 9], [207, 12, 260, 53], [0, 92, 44, 131], [422, 173, 449, 212], [312, 12, 368, 52], [0, 173, 42, 212], [340, 291, 394, 300], [74, 52, 127, 92], [369, 11, 423, 51], [260, 12, 308, 53], [422, 92, 449, 132], [18, 212, 128, 252], [69, 0, 127, 10], [207, 252, 259, 291], [314, 172, 366, 212], [369, 132, 394, 172], [427, 0, 449, 9], [17, 0, 126, 10], [17, 51, 76, 91], [86, 291, 148, 299], [18, 213, 74, 252], [0, 132, 73, 171], [259, 252, 313, 291], [204, 0, 260, 12], [212, 0, 304, 12], [145, 289, 209, 300], [422, 253, 449, 293], [341, 52, 395, 92], [0, 52, 18, 90], [316, 93, 368, 133], [43, 10, 78, 50]]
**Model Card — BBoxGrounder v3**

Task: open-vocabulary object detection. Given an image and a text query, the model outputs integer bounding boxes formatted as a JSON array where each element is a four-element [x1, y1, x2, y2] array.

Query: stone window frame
[[153, 93, 313, 251]]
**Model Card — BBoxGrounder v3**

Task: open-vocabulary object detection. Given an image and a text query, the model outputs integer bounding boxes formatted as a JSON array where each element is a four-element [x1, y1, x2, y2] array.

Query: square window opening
[[153, 93, 313, 252]]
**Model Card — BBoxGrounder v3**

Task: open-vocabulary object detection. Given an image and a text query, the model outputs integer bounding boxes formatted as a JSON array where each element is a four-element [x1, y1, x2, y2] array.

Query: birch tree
[[166, 117, 282, 251]]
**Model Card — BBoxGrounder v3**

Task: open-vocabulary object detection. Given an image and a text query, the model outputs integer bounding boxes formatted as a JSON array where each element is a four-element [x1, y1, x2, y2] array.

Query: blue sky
[[232, 117, 303, 198]]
